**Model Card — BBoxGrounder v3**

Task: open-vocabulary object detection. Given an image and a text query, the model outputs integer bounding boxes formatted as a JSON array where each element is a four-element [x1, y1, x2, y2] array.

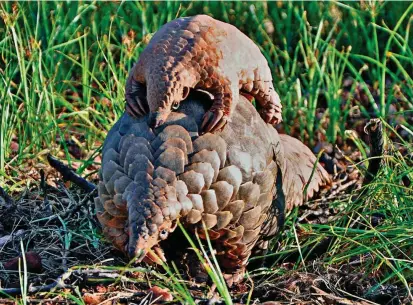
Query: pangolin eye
[[172, 101, 180, 110], [159, 229, 168, 240]]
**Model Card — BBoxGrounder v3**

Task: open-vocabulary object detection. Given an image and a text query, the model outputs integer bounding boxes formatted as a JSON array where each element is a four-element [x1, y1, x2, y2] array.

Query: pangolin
[[95, 92, 331, 285], [125, 14, 283, 133]]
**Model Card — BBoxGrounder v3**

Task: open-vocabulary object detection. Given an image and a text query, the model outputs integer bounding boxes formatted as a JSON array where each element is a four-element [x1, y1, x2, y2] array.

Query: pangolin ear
[[182, 87, 190, 100]]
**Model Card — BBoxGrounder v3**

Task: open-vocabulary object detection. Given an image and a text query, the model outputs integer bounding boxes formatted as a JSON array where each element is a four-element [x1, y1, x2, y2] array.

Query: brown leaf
[[83, 293, 105, 305], [96, 285, 107, 293], [150, 286, 173, 302], [3, 251, 43, 273]]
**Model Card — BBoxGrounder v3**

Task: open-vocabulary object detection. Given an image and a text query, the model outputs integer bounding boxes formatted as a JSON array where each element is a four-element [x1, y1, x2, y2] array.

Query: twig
[[0, 268, 142, 296], [0, 268, 149, 296], [0, 229, 25, 248], [0, 269, 72, 296], [363, 118, 384, 185], [0, 186, 14, 210], [47, 154, 96, 192], [30, 194, 92, 224], [311, 285, 377, 305], [40, 169, 48, 199], [0, 298, 17, 305], [344, 119, 385, 229]]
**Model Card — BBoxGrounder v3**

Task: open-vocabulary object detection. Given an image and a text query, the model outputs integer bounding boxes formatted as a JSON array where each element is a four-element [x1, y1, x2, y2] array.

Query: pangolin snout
[[128, 230, 156, 261], [128, 219, 175, 263]]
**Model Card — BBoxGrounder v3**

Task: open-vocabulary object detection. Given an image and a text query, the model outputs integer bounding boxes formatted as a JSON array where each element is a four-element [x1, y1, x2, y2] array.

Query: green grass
[[0, 1, 411, 183], [261, 132, 413, 296], [0, 1, 412, 303]]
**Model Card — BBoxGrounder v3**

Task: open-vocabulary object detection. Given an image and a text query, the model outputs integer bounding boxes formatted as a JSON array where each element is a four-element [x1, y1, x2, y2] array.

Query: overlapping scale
[[190, 149, 220, 181], [96, 95, 332, 284], [216, 165, 242, 198], [186, 162, 214, 189], [193, 134, 227, 167]]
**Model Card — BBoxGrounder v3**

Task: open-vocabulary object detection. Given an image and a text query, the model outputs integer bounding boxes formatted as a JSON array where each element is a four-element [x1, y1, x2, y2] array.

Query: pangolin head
[[127, 201, 177, 262], [147, 80, 190, 128], [127, 185, 181, 263]]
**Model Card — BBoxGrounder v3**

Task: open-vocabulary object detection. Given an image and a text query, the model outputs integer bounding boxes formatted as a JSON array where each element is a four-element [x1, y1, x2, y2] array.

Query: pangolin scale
[[95, 93, 331, 284], [125, 15, 283, 133]]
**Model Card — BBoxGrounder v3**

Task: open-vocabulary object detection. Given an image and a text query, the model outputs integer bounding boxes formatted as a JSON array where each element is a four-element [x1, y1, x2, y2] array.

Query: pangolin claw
[[143, 247, 167, 265], [223, 270, 245, 287], [201, 109, 227, 133], [259, 107, 282, 125]]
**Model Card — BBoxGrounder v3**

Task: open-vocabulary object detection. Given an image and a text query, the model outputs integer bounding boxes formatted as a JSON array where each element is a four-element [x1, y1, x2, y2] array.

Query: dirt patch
[[0, 176, 409, 304]]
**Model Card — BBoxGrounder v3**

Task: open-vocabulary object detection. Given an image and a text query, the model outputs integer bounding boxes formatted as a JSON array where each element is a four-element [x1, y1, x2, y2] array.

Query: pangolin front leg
[[201, 80, 236, 133], [125, 73, 149, 117], [241, 80, 283, 125], [217, 244, 248, 286], [196, 226, 248, 286]]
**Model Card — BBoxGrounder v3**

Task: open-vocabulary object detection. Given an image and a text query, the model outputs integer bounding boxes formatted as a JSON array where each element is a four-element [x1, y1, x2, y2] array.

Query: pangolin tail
[[279, 134, 332, 212]]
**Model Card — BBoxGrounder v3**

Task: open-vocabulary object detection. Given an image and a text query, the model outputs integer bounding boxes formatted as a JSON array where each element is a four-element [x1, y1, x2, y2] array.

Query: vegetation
[[0, 1, 412, 304]]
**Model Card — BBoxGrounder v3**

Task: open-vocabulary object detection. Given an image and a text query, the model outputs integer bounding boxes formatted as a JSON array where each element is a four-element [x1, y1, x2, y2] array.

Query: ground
[[0, 1, 412, 304]]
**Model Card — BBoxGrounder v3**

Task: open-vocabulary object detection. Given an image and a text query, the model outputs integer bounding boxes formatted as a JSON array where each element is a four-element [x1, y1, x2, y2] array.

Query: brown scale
[[125, 15, 283, 133], [95, 94, 331, 286]]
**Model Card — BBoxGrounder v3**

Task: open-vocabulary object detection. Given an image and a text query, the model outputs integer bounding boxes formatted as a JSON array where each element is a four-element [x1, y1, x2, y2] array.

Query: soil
[[0, 174, 408, 304]]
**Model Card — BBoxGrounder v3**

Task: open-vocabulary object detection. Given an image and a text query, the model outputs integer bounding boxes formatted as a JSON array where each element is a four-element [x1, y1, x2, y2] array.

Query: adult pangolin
[[95, 92, 331, 285], [125, 15, 283, 133]]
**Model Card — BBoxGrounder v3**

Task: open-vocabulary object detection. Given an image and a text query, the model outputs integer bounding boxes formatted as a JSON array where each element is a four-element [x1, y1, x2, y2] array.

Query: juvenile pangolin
[[95, 93, 331, 285], [125, 14, 283, 133]]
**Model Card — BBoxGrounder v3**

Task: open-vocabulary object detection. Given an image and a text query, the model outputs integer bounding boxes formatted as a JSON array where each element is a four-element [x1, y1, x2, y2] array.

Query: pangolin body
[[95, 93, 331, 284], [126, 15, 283, 133]]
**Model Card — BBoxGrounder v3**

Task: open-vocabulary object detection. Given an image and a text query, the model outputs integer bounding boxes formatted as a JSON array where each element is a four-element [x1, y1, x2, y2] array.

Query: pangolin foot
[[142, 246, 167, 265], [259, 107, 282, 125], [201, 109, 228, 133], [223, 269, 245, 287]]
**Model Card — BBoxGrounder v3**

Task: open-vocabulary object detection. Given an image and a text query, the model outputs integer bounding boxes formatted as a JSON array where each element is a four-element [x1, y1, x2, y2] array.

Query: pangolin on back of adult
[[125, 15, 283, 133]]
